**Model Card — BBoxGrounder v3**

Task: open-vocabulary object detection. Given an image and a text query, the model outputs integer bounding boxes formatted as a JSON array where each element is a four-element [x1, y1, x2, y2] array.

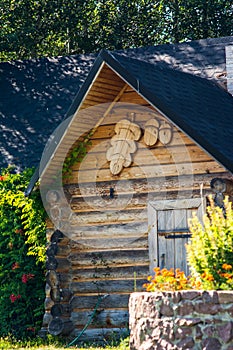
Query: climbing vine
[[0, 166, 47, 339], [62, 133, 92, 179]]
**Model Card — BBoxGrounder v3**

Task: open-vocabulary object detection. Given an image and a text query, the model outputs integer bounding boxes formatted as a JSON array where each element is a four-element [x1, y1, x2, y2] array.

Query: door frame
[[148, 198, 204, 274]]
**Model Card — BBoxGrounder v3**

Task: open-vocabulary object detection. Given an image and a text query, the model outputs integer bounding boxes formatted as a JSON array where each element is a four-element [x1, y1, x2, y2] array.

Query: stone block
[[217, 321, 233, 343], [195, 325, 202, 340], [160, 303, 174, 317], [194, 302, 219, 315], [181, 290, 201, 300], [218, 291, 233, 304], [201, 337, 221, 350], [176, 336, 195, 349], [203, 325, 216, 338], [157, 338, 177, 350], [175, 326, 193, 339], [177, 302, 194, 316], [175, 317, 201, 327], [202, 290, 218, 304]]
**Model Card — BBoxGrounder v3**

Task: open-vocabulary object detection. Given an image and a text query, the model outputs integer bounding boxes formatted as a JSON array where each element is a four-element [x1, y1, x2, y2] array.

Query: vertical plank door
[[148, 198, 203, 275]]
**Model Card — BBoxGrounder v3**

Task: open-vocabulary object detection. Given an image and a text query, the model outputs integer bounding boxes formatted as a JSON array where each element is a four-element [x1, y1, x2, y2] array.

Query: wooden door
[[148, 198, 203, 275]]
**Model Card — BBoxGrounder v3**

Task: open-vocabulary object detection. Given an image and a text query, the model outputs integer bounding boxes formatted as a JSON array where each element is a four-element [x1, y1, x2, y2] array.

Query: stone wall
[[129, 291, 233, 350]]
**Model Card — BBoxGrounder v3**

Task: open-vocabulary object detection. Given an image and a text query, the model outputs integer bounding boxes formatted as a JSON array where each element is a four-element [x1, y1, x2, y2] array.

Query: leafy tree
[[0, 0, 233, 61]]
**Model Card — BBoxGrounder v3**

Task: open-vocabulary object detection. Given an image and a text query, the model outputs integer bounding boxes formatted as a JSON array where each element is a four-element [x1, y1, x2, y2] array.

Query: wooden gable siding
[[80, 64, 126, 110], [43, 69, 232, 341]]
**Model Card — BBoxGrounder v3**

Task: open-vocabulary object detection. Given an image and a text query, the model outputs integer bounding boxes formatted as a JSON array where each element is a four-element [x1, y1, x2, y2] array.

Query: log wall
[[42, 86, 233, 342]]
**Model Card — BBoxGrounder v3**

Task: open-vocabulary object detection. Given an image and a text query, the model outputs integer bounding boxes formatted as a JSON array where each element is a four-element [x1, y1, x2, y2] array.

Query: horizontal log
[[51, 303, 71, 317], [61, 288, 73, 302], [57, 273, 72, 285], [73, 160, 225, 183], [69, 221, 148, 237], [56, 244, 71, 256], [71, 327, 128, 342], [48, 317, 74, 336], [70, 293, 130, 310], [70, 189, 209, 213], [56, 258, 70, 271], [71, 279, 145, 294], [69, 236, 148, 251], [72, 265, 149, 281], [64, 209, 147, 226], [65, 172, 230, 197], [69, 249, 149, 268], [71, 309, 129, 328]]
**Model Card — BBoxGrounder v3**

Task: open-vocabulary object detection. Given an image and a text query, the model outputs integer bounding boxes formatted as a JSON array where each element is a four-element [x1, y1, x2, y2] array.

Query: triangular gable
[[26, 49, 233, 194]]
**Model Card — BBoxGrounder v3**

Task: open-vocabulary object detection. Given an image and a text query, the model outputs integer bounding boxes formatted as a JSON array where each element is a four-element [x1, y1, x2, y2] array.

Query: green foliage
[[187, 196, 233, 290], [0, 335, 129, 349], [62, 134, 92, 179], [1, 0, 233, 61], [0, 167, 47, 339]]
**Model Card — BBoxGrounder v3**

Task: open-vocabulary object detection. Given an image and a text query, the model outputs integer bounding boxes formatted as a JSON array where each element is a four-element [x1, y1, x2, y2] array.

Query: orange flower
[[221, 273, 233, 279], [222, 263, 232, 270], [206, 274, 214, 281], [201, 271, 209, 278]]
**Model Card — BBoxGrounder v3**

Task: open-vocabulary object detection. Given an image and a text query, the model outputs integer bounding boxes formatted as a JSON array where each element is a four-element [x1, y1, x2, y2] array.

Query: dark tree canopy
[[0, 0, 233, 61]]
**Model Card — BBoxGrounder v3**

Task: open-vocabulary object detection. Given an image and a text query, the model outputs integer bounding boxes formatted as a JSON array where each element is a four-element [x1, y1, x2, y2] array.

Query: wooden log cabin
[[23, 39, 233, 342]]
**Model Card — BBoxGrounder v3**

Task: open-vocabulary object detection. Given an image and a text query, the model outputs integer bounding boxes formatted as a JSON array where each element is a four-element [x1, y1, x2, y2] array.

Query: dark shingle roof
[[108, 51, 233, 173], [1, 36, 233, 172], [0, 54, 96, 170]]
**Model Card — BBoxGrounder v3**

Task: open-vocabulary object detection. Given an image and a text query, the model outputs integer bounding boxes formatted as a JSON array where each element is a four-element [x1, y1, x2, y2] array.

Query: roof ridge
[[114, 36, 233, 56]]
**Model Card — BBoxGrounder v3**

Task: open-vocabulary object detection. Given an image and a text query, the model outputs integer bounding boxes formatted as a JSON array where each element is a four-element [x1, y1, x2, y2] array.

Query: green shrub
[[186, 196, 233, 290], [0, 167, 47, 339]]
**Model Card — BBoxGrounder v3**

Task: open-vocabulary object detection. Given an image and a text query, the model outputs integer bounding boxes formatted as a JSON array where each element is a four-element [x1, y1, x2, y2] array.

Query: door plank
[[148, 203, 158, 274]]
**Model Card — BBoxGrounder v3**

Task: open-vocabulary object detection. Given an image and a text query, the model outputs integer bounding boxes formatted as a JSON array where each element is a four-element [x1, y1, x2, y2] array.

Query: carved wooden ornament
[[159, 121, 173, 145], [106, 119, 141, 175], [144, 118, 173, 146], [144, 119, 159, 146]]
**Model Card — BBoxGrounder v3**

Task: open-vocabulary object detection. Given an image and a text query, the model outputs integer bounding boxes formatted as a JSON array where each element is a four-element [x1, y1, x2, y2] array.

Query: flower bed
[[129, 291, 233, 350]]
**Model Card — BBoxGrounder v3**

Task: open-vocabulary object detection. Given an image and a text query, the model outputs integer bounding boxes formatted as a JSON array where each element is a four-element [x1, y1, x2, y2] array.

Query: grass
[[0, 336, 130, 350]]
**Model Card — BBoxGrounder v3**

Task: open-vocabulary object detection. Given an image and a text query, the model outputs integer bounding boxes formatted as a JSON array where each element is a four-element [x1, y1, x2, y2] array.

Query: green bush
[[0, 167, 47, 339], [187, 196, 233, 290]]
